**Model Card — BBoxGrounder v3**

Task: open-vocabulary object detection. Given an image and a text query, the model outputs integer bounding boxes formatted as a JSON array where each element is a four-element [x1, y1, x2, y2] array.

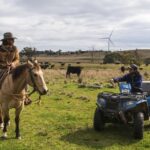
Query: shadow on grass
[[144, 124, 150, 131], [60, 124, 139, 149], [0, 136, 17, 142]]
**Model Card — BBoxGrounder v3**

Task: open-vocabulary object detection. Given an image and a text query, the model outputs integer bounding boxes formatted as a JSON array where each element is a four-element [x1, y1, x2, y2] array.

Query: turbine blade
[[99, 37, 109, 39], [109, 39, 115, 46], [109, 30, 114, 38]]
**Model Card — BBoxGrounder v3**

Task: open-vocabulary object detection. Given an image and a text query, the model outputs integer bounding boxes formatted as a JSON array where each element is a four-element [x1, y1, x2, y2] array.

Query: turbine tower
[[100, 30, 114, 51]]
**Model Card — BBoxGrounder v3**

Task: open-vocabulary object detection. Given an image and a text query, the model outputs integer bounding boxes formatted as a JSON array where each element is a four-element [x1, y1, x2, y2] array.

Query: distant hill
[[21, 49, 150, 63], [36, 51, 107, 63]]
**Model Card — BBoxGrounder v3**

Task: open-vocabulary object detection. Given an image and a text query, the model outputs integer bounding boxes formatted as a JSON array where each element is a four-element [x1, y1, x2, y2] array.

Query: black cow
[[40, 62, 50, 69], [66, 66, 83, 78], [51, 64, 55, 69], [41, 64, 49, 69]]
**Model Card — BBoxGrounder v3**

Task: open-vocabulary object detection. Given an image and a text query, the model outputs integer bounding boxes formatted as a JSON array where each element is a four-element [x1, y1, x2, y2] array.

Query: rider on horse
[[0, 32, 32, 105]]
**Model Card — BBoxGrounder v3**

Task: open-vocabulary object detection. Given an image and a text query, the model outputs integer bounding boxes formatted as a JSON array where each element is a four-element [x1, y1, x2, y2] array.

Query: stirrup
[[24, 97, 32, 106]]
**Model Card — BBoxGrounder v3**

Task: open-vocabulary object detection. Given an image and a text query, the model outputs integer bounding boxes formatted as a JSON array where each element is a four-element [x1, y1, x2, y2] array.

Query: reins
[[28, 68, 42, 104], [29, 68, 40, 94]]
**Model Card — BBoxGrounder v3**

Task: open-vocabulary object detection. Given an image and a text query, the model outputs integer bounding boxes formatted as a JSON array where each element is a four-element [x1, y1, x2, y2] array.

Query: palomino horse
[[0, 60, 48, 139]]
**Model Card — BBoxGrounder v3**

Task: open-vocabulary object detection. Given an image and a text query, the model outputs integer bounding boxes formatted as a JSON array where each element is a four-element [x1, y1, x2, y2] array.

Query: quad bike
[[93, 81, 150, 139]]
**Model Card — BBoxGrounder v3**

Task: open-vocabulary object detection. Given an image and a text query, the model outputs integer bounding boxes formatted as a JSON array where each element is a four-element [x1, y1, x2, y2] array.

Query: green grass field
[[0, 65, 150, 150]]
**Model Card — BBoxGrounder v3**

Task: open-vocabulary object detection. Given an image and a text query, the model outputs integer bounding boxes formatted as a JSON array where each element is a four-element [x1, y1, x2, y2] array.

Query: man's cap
[[1, 32, 17, 41], [128, 64, 138, 70]]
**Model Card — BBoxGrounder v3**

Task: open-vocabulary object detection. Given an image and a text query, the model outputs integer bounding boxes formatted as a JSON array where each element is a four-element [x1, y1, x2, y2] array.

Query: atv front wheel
[[93, 107, 105, 131], [134, 112, 144, 139]]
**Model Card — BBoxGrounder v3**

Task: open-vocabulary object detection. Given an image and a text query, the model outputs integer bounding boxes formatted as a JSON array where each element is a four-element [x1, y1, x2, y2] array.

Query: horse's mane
[[11, 64, 29, 81]]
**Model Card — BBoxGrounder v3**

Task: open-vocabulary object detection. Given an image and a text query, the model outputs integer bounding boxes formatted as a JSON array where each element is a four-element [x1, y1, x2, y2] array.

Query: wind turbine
[[100, 30, 114, 51]]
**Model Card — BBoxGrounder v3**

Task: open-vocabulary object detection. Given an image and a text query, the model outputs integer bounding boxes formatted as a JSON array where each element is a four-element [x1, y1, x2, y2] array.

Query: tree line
[[20, 47, 103, 57]]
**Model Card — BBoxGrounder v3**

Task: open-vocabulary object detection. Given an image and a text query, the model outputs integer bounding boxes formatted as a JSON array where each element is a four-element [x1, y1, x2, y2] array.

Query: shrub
[[103, 53, 122, 64]]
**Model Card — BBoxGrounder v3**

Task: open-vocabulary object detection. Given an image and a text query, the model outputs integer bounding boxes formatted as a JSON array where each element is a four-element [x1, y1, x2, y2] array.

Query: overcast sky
[[0, 0, 150, 51]]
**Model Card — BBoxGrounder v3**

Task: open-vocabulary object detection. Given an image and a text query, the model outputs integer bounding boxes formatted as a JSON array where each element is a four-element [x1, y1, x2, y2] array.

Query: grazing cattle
[[139, 67, 143, 70], [66, 66, 83, 78], [41, 65, 49, 69], [76, 62, 81, 64], [120, 66, 126, 73], [61, 63, 65, 67], [51, 64, 55, 69], [40, 62, 50, 69]]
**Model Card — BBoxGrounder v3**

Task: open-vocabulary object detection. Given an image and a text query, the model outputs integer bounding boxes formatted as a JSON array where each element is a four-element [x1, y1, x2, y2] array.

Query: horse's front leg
[[2, 108, 9, 138], [15, 106, 23, 139], [0, 105, 3, 128]]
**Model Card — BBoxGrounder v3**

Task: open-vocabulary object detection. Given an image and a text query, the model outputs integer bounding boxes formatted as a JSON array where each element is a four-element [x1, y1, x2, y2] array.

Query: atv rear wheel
[[93, 107, 105, 131], [134, 112, 144, 139]]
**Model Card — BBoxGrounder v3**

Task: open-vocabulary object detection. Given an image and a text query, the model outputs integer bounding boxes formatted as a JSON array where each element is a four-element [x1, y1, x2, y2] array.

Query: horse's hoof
[[8, 121, 10, 126], [0, 123, 4, 129], [1, 135, 7, 140], [16, 136, 21, 140]]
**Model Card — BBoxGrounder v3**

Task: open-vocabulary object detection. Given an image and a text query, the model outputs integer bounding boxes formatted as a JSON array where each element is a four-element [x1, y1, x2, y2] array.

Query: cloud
[[0, 0, 150, 51]]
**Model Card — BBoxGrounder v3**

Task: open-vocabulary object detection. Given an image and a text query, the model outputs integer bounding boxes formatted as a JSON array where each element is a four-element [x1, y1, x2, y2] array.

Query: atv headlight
[[125, 101, 135, 106], [97, 98, 106, 107]]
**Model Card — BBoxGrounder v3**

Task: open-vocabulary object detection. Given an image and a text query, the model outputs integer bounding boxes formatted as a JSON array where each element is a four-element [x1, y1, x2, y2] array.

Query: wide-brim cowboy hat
[[1, 32, 17, 41]]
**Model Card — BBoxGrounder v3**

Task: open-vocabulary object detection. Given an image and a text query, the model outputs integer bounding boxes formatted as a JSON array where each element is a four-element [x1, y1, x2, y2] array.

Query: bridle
[[28, 67, 42, 95], [27, 67, 42, 104]]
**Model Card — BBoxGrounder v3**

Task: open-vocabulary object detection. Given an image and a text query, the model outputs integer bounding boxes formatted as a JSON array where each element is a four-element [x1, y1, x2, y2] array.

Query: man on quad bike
[[94, 65, 147, 139], [112, 64, 142, 93]]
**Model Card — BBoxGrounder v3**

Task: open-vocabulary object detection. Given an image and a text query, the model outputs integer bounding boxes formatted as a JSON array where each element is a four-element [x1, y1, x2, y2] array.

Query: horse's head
[[27, 60, 48, 95]]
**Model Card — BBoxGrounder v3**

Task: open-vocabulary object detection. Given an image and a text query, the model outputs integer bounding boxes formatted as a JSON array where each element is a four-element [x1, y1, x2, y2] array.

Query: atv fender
[[132, 101, 149, 120]]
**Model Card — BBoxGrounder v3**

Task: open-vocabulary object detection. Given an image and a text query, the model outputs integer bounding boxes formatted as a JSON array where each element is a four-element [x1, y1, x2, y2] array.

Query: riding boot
[[24, 96, 32, 105]]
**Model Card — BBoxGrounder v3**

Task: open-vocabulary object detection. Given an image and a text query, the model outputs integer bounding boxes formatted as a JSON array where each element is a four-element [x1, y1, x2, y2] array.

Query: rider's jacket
[[113, 72, 142, 93], [0, 45, 19, 69]]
